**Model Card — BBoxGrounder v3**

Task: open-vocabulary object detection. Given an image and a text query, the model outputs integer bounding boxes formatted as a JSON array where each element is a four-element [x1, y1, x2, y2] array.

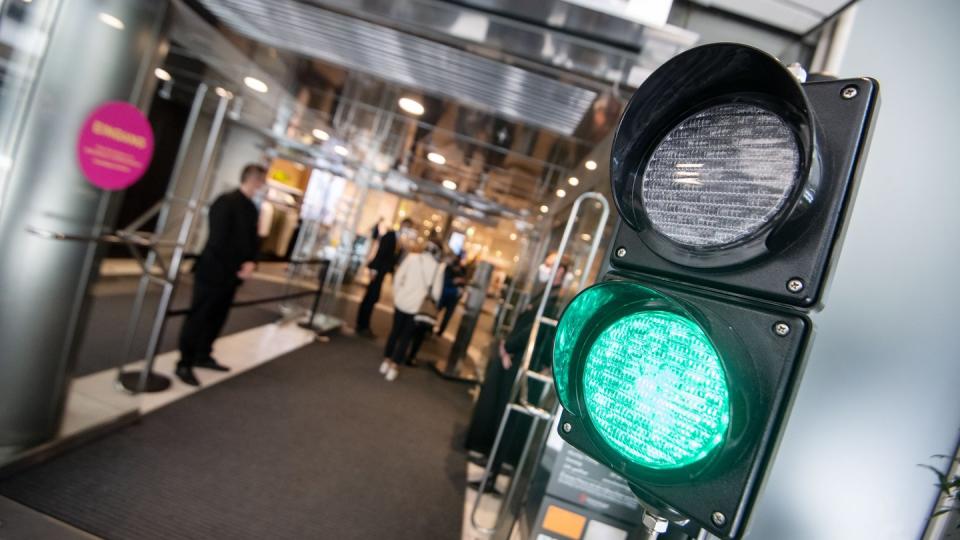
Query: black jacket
[[367, 230, 401, 274], [195, 189, 259, 285], [504, 289, 562, 372]]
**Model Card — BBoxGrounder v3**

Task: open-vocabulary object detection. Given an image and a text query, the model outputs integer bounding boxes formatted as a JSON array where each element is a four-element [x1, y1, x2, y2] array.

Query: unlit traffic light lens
[[641, 103, 800, 248], [582, 310, 731, 469]]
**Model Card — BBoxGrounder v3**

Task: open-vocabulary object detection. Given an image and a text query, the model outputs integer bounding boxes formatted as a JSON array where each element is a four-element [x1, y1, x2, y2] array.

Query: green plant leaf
[[919, 464, 952, 495]]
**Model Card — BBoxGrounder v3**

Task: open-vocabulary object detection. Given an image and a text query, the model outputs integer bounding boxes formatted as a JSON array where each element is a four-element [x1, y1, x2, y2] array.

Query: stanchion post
[[116, 83, 208, 391], [120, 90, 229, 393]]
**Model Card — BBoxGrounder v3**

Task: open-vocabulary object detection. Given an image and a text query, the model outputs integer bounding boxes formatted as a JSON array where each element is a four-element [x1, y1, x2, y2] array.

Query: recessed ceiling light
[[540, 205, 549, 214], [244, 76, 268, 93], [215, 87, 234, 99], [568, 176, 580, 186], [398, 97, 425, 116], [334, 145, 349, 156], [581, 233, 592, 241], [556, 188, 567, 198], [442, 179, 457, 190], [585, 160, 598, 170], [509, 233, 517, 241], [427, 152, 446, 165], [98, 13, 125, 30], [313, 129, 330, 141], [154, 68, 171, 81]]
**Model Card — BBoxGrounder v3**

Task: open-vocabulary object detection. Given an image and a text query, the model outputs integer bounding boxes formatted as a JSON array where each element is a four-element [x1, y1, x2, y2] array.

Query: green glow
[[553, 283, 626, 409], [582, 311, 730, 470]]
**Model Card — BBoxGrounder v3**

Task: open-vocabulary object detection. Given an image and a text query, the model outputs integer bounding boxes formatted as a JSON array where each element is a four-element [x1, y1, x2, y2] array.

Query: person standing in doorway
[[380, 238, 444, 381], [355, 217, 413, 338], [175, 164, 267, 386]]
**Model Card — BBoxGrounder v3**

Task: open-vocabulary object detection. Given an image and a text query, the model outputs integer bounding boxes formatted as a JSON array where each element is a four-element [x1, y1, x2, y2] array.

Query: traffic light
[[552, 43, 878, 538]]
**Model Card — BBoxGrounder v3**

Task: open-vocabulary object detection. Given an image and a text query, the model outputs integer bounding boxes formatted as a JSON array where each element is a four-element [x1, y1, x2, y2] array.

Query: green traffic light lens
[[582, 310, 730, 470]]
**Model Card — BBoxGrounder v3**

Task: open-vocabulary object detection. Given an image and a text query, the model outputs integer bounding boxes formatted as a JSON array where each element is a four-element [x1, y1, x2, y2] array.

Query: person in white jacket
[[380, 239, 445, 381]]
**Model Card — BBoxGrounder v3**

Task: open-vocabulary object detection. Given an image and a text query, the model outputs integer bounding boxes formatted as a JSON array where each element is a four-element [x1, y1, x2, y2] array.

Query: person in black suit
[[176, 164, 266, 386], [355, 217, 413, 337]]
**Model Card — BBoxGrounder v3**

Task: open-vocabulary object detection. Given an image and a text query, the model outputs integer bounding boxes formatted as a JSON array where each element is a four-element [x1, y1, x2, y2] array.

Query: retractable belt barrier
[[164, 258, 329, 317]]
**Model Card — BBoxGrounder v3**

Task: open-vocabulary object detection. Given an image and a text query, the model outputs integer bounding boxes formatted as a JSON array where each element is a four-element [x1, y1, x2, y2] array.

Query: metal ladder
[[469, 191, 610, 536]]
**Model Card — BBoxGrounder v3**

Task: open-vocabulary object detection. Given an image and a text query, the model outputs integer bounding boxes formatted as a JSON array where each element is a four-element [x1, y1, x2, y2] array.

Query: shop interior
[[1, 0, 957, 539]]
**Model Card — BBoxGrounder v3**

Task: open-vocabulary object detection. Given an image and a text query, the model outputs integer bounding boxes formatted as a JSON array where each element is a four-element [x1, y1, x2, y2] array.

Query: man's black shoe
[[175, 365, 201, 387], [194, 357, 230, 372], [467, 479, 502, 496], [356, 328, 376, 339]]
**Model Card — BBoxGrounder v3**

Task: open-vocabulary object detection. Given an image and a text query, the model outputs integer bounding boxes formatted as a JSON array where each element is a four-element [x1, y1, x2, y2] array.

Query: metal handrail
[[469, 191, 610, 535]]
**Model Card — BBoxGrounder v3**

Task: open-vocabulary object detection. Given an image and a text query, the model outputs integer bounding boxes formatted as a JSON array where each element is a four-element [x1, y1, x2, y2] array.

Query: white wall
[[208, 122, 269, 198], [748, 1, 960, 538], [188, 122, 269, 252]]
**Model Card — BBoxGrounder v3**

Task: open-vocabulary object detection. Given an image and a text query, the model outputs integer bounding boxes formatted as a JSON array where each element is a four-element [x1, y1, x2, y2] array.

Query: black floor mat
[[1, 336, 471, 539], [73, 276, 313, 377]]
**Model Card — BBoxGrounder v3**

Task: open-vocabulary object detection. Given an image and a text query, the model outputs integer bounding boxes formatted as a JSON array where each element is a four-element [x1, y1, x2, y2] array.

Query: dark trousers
[[178, 280, 238, 367], [356, 270, 387, 331], [436, 294, 458, 335], [407, 322, 431, 362], [383, 309, 417, 364]]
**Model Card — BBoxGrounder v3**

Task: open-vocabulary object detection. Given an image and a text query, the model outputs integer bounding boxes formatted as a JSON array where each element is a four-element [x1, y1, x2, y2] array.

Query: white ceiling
[[691, 0, 851, 34]]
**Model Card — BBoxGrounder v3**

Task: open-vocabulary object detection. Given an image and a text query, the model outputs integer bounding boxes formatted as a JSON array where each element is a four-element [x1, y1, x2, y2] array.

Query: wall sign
[[76, 101, 154, 191]]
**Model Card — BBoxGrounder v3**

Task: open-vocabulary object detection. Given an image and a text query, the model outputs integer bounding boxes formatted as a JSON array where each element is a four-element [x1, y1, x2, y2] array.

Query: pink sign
[[76, 101, 154, 191]]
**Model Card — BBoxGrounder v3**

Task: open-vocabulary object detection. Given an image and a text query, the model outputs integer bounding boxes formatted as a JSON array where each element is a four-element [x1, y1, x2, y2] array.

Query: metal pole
[[578, 198, 610, 291], [125, 91, 228, 393], [116, 84, 208, 384], [515, 193, 597, 380]]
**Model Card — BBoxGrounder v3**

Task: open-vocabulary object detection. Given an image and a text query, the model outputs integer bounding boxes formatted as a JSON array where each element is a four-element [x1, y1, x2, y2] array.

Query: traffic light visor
[[611, 43, 816, 268]]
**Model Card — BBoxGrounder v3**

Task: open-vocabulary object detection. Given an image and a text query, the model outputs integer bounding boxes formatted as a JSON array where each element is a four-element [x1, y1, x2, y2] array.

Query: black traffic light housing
[[552, 43, 878, 539], [610, 44, 878, 308], [555, 276, 809, 537]]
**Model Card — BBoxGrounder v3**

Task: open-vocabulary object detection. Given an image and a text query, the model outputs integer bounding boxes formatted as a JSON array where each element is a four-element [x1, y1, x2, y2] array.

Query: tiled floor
[[72, 320, 317, 415], [462, 462, 516, 540]]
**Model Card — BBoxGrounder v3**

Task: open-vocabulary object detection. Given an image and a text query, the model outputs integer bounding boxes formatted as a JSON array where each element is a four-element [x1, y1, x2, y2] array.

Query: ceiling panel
[[198, 0, 598, 135], [691, 0, 850, 34]]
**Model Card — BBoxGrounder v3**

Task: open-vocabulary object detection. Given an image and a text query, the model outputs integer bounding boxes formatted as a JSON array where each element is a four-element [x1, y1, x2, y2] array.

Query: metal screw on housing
[[774, 322, 791, 337], [786, 62, 807, 83], [615, 247, 627, 258], [711, 511, 727, 527], [562, 422, 573, 433], [786, 278, 805, 293], [841, 85, 858, 99]]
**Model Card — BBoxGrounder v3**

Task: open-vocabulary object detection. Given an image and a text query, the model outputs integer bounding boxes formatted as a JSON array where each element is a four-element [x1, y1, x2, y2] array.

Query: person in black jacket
[[175, 164, 266, 386], [355, 217, 413, 338], [465, 253, 570, 493]]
